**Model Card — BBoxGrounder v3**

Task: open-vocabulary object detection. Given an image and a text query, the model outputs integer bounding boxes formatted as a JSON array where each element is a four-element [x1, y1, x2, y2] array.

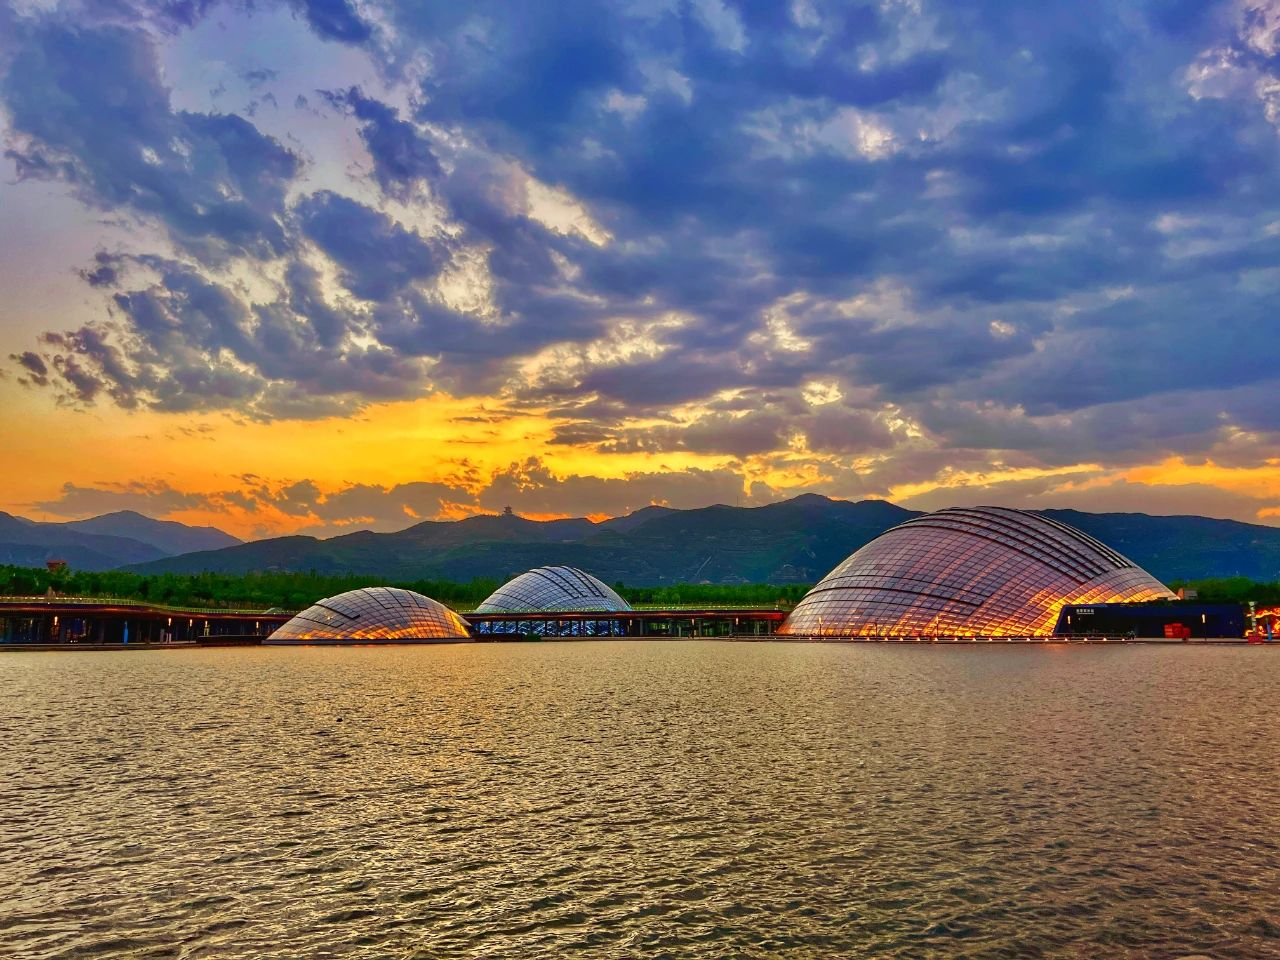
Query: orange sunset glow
[[1, 0, 1278, 543]]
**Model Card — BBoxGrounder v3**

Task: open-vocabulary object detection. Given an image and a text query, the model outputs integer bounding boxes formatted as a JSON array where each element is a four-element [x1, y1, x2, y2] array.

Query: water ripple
[[1, 642, 1278, 958]]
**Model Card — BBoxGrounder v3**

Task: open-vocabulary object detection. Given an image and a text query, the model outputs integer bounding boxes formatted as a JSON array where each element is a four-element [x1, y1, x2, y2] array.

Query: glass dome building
[[779, 506, 1175, 638], [475, 566, 631, 614], [267, 587, 471, 644]]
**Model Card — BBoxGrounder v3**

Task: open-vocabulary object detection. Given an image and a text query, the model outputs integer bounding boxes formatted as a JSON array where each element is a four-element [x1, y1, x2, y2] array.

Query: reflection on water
[[1, 642, 1278, 958]]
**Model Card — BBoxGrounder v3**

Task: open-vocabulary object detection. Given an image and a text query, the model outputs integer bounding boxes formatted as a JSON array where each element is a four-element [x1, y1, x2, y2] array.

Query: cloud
[[321, 87, 443, 198], [27, 255, 431, 418], [3, 0, 1280, 516], [32, 459, 771, 536], [32, 447, 1280, 539], [10, 351, 49, 387], [32, 474, 468, 535], [297, 190, 451, 300], [3, 19, 299, 260], [79, 251, 122, 288], [291, 0, 371, 44], [35, 480, 216, 518], [899, 474, 1280, 526], [689, 0, 748, 54], [549, 386, 908, 460], [595, 411, 794, 458], [474, 458, 757, 518]]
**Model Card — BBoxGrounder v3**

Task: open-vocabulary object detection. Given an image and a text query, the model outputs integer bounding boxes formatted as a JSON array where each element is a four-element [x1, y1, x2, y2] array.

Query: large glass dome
[[267, 587, 471, 643], [475, 566, 631, 613], [779, 506, 1175, 638]]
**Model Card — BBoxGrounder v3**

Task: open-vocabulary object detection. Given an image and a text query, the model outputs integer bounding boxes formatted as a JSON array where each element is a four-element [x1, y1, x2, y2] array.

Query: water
[[1, 641, 1278, 959]]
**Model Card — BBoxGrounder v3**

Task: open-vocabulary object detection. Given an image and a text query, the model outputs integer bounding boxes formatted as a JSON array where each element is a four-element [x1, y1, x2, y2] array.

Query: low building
[[1054, 602, 1245, 639]]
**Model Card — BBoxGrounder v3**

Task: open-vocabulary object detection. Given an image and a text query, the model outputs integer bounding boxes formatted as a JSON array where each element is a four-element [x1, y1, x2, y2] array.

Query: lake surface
[[1, 641, 1278, 959]]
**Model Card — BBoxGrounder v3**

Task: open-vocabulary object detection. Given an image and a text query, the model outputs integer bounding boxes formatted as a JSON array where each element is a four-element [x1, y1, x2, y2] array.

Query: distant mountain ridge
[[63, 510, 241, 555], [120, 495, 1280, 584], [1038, 509, 1280, 584], [0, 510, 241, 572]]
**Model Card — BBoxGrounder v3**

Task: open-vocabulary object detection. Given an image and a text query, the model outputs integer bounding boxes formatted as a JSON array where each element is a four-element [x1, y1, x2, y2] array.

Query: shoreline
[[2, 635, 1269, 651]]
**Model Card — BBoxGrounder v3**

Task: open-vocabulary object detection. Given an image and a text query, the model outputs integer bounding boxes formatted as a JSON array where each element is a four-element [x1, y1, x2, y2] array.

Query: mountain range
[[112, 495, 1280, 585], [0, 510, 241, 571], [5, 497, 1279, 583]]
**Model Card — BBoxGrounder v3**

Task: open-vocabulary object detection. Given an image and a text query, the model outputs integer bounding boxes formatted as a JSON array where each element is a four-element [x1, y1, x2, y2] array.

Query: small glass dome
[[476, 566, 631, 614], [267, 587, 471, 643]]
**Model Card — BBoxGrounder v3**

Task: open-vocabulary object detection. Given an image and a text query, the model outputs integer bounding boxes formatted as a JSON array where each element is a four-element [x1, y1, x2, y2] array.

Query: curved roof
[[779, 506, 1174, 638], [268, 587, 471, 643], [475, 566, 631, 614]]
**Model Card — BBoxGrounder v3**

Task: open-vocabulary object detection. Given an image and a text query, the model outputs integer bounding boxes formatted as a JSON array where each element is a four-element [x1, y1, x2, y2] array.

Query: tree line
[[0, 564, 1271, 611], [0, 566, 501, 610], [1167, 577, 1280, 605], [0, 565, 809, 610]]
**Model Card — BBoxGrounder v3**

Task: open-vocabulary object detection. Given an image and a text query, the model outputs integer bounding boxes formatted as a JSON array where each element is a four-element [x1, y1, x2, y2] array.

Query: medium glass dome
[[779, 506, 1175, 638], [475, 566, 631, 613], [268, 587, 471, 643]]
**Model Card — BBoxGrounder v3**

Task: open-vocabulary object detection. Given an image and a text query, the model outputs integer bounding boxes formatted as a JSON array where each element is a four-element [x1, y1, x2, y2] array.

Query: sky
[[2, 0, 1279, 540]]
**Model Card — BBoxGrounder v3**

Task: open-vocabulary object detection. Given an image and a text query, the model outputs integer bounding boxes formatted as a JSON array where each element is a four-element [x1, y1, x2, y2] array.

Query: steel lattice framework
[[475, 566, 631, 614], [779, 506, 1175, 638], [268, 587, 471, 643]]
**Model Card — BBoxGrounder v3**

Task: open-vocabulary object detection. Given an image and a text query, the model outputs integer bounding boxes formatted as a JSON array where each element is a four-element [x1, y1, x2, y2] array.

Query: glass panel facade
[[269, 587, 471, 642], [475, 566, 631, 614], [779, 506, 1175, 638]]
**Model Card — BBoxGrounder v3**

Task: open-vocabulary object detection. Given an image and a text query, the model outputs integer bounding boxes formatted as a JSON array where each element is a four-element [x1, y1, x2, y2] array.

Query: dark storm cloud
[[40, 324, 143, 407], [474, 458, 757, 518], [899, 475, 1280, 527], [912, 392, 1233, 470], [803, 406, 903, 456], [29, 254, 430, 418], [972, 273, 1280, 421], [599, 412, 793, 459], [368, 289, 620, 399], [280, 260, 349, 349], [407, 2, 633, 147], [290, 0, 370, 44], [296, 191, 450, 300], [78, 252, 122, 288], [5, 0, 1280, 488], [83, 2, 371, 44], [575, 358, 744, 409], [2, 19, 299, 260], [558, 393, 907, 460], [242, 68, 278, 89], [321, 88, 443, 197], [11, 351, 49, 387]]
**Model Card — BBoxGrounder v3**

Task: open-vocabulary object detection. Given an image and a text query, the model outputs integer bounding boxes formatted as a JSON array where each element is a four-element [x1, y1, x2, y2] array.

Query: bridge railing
[[457, 603, 790, 614], [0, 595, 294, 617]]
